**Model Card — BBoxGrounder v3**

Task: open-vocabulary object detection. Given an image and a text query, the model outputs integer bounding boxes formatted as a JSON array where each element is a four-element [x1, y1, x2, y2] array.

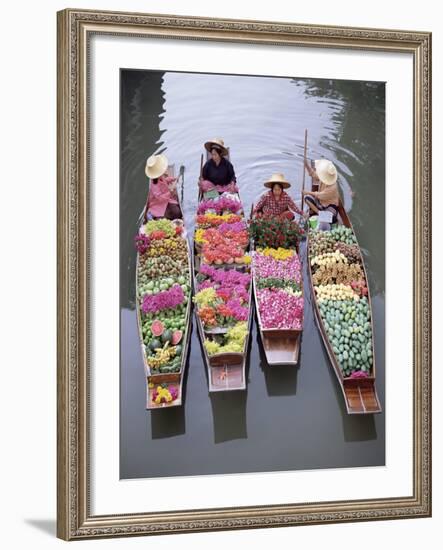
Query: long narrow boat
[[306, 163, 381, 414], [135, 165, 193, 409], [250, 208, 304, 365], [192, 153, 252, 392]]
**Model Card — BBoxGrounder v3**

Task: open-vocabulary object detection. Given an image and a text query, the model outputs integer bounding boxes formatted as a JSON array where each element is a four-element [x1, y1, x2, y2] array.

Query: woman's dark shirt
[[202, 158, 236, 186]]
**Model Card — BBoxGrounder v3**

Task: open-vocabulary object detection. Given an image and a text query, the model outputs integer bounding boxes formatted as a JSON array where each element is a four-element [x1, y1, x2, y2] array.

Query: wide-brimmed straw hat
[[264, 173, 291, 189], [204, 138, 228, 156], [315, 159, 337, 186], [145, 154, 168, 179]]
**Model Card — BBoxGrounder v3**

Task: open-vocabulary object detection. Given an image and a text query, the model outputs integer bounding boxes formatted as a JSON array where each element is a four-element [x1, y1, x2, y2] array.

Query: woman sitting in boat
[[143, 153, 181, 221], [302, 159, 340, 223], [199, 138, 238, 194], [252, 173, 304, 220]]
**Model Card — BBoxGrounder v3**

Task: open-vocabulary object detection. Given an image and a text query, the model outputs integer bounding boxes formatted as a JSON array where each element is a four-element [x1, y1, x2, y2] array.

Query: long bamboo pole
[[300, 129, 308, 212]]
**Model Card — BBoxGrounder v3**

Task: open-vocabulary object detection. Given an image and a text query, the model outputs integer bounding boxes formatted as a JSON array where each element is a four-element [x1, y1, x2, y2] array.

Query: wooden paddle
[[198, 153, 204, 201]]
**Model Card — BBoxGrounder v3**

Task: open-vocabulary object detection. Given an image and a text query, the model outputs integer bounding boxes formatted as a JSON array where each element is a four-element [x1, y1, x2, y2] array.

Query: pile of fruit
[[309, 224, 373, 378], [253, 245, 304, 331], [328, 225, 357, 245], [136, 219, 191, 381], [319, 297, 373, 377], [194, 193, 251, 356], [308, 230, 336, 257], [312, 262, 364, 286], [335, 241, 362, 263]]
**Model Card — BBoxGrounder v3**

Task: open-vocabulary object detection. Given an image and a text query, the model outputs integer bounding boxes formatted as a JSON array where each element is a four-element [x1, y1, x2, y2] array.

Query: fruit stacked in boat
[[308, 222, 373, 378], [135, 218, 192, 407]]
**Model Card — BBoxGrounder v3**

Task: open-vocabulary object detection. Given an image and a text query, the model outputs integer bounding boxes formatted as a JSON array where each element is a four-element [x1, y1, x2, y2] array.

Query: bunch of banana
[[148, 342, 176, 370]]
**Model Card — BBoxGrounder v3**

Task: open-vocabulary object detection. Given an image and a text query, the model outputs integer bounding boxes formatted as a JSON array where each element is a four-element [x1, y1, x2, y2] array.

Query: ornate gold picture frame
[[57, 8, 431, 540]]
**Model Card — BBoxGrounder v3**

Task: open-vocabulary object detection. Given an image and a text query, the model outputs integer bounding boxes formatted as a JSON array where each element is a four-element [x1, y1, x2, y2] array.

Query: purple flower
[[198, 265, 251, 288], [141, 284, 185, 314], [134, 233, 150, 254]]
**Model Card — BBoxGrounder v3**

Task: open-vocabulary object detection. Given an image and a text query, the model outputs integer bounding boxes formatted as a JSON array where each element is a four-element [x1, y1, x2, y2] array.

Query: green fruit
[[149, 339, 162, 351], [175, 344, 183, 356], [161, 329, 173, 343]]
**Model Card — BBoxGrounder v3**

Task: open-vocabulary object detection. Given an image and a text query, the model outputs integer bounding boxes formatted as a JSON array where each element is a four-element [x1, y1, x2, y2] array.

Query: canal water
[[120, 69, 385, 479]]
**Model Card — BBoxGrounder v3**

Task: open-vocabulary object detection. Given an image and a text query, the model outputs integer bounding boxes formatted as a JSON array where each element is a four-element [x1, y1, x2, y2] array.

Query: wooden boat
[[135, 165, 193, 409], [250, 207, 304, 365], [192, 152, 252, 392], [306, 163, 382, 414]]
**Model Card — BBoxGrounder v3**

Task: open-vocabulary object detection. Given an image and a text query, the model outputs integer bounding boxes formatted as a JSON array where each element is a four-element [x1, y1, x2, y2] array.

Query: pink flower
[[256, 288, 303, 329], [350, 370, 369, 379], [198, 280, 214, 291], [253, 252, 302, 284], [197, 197, 242, 215], [218, 221, 247, 234], [225, 298, 249, 321]]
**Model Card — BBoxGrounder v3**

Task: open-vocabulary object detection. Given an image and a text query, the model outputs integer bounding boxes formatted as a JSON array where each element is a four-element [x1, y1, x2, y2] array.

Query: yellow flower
[[193, 287, 218, 308], [204, 340, 221, 355], [261, 247, 294, 261], [195, 228, 208, 244]]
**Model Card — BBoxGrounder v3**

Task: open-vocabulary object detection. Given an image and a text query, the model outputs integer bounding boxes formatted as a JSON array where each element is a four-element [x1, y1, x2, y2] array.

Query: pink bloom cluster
[[253, 252, 302, 284], [216, 285, 249, 303], [225, 298, 249, 321], [257, 289, 303, 330], [218, 221, 247, 234], [350, 370, 369, 379], [198, 280, 214, 291], [199, 264, 251, 287], [197, 197, 242, 215], [134, 233, 150, 254], [141, 284, 185, 314]]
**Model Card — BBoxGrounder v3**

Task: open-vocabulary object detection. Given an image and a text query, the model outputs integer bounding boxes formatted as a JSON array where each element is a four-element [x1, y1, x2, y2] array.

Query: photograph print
[[120, 69, 385, 480]]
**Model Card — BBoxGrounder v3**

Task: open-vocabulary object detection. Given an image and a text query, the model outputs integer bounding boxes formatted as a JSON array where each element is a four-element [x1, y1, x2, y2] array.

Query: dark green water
[[120, 70, 385, 479]]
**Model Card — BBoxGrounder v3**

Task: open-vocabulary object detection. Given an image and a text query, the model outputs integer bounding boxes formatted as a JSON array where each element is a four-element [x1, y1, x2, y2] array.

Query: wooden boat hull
[[259, 328, 301, 366], [250, 213, 303, 366], [306, 168, 381, 414], [192, 238, 252, 393], [135, 165, 193, 409], [193, 155, 251, 392]]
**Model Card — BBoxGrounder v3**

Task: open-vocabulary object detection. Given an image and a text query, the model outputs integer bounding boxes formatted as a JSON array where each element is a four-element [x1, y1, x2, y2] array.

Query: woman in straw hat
[[252, 173, 305, 220], [199, 138, 238, 194], [143, 153, 181, 221], [302, 159, 340, 222]]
